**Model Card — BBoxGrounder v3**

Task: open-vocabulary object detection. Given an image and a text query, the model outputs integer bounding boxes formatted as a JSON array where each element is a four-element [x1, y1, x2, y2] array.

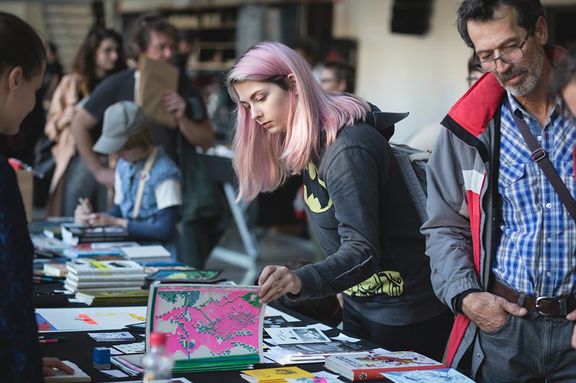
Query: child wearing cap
[[74, 101, 182, 257]]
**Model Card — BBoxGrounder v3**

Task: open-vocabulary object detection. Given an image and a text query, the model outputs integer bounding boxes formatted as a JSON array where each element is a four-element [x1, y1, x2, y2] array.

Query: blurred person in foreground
[[0, 11, 73, 381], [551, 46, 576, 351]]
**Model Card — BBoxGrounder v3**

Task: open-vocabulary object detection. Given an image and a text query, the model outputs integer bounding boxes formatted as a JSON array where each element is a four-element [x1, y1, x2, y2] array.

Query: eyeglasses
[[477, 31, 530, 72]]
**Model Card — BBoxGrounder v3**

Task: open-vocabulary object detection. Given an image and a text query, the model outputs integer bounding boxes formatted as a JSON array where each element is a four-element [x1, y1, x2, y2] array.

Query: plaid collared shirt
[[493, 94, 576, 297]]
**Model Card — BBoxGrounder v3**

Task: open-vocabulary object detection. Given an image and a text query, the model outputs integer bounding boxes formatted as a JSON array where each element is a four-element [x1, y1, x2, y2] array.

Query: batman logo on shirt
[[344, 270, 405, 297], [303, 162, 333, 213]]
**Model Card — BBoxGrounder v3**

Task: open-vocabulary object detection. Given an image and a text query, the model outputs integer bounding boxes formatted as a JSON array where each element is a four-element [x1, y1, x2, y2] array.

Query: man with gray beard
[[421, 0, 576, 381]]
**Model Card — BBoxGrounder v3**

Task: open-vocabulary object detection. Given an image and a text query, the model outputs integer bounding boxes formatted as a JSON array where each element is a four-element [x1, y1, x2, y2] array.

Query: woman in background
[[0, 11, 72, 380], [45, 26, 126, 216], [226, 41, 451, 360]]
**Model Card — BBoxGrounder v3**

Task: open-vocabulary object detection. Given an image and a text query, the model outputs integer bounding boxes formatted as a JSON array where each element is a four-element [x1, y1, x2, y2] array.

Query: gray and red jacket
[[421, 72, 505, 374]]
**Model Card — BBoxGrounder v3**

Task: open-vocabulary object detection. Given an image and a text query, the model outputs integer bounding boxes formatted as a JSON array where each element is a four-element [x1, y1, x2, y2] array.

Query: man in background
[[319, 61, 355, 94], [71, 16, 225, 268], [422, 0, 576, 381]]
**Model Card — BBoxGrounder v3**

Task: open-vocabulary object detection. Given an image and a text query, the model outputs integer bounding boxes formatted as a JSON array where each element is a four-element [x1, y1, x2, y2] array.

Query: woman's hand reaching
[[258, 265, 302, 304]]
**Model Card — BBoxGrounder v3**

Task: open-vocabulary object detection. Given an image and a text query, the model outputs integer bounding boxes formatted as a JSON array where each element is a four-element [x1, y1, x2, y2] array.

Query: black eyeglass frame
[[477, 29, 532, 73]]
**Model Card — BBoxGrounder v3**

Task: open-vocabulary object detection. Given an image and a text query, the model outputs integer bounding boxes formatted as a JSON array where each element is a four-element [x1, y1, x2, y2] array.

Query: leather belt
[[491, 281, 576, 316]]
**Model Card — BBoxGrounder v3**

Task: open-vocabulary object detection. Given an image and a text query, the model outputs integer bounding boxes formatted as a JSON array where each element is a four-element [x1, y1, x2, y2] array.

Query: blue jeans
[[477, 311, 576, 382]]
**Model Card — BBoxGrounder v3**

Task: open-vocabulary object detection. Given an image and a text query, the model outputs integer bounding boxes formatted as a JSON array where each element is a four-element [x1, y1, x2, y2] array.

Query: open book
[[147, 283, 265, 373]]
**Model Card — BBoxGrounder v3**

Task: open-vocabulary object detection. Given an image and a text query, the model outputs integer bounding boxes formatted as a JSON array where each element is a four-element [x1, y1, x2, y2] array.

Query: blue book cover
[[383, 367, 474, 382]]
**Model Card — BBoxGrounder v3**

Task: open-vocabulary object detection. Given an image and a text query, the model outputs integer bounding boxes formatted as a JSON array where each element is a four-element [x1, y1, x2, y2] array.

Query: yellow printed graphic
[[129, 313, 146, 321], [344, 271, 404, 297], [304, 163, 333, 213], [89, 261, 109, 270]]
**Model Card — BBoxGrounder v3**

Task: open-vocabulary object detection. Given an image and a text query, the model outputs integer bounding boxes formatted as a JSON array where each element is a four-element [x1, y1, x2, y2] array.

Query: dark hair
[[48, 41, 58, 55], [467, 52, 482, 74], [323, 60, 355, 93], [456, 0, 545, 48], [290, 38, 319, 66], [0, 12, 46, 79], [549, 45, 576, 109], [132, 14, 179, 56], [71, 26, 126, 94]]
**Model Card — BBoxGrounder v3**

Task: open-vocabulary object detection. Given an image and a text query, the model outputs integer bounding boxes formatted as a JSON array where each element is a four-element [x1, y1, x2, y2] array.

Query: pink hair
[[226, 41, 370, 201]]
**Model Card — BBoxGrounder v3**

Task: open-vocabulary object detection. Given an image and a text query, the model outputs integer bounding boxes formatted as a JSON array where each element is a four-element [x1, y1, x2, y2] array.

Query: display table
[[38, 302, 392, 382]]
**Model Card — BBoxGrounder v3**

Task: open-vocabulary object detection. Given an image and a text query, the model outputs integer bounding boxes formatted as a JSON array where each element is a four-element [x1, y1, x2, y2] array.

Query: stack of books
[[43, 262, 69, 278], [64, 259, 146, 293], [61, 223, 130, 246], [265, 339, 375, 365], [324, 349, 444, 381], [62, 241, 139, 259], [75, 289, 150, 306]]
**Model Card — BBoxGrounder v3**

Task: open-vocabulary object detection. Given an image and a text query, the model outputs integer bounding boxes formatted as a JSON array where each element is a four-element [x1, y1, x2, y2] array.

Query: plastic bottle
[[142, 332, 174, 382]]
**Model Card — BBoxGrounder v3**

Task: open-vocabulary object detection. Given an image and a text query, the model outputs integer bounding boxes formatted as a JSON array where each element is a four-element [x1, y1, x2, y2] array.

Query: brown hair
[[122, 128, 154, 151], [71, 26, 126, 95], [131, 14, 179, 57]]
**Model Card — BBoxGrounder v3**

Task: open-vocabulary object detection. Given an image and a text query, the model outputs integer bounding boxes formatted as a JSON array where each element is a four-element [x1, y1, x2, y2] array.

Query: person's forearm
[[127, 207, 179, 242], [177, 117, 214, 150], [70, 109, 101, 176]]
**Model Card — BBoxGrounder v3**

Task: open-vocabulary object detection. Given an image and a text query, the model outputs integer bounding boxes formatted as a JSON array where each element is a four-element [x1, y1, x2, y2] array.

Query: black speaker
[[92, 1, 105, 28], [391, 0, 433, 36]]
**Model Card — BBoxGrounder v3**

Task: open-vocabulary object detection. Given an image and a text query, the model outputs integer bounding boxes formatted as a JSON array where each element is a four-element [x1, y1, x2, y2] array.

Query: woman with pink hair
[[227, 41, 451, 361]]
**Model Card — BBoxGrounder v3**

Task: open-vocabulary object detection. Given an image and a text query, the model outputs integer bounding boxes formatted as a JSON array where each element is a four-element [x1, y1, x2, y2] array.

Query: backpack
[[390, 143, 430, 224], [365, 110, 430, 224]]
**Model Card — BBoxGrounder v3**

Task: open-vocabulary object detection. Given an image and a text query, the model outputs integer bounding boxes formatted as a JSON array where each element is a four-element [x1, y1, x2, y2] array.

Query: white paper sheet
[[36, 306, 147, 333], [265, 306, 300, 322]]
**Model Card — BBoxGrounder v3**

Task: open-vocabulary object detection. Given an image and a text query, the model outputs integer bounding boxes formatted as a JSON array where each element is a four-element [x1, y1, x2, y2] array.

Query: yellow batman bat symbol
[[304, 163, 333, 213], [344, 270, 405, 297]]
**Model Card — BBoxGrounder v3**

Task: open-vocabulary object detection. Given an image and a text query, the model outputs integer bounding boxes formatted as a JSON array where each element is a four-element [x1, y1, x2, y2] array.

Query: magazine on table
[[146, 283, 266, 373]]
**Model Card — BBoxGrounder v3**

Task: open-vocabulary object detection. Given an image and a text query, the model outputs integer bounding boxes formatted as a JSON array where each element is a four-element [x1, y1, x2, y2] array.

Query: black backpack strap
[[391, 144, 430, 224], [513, 110, 576, 222]]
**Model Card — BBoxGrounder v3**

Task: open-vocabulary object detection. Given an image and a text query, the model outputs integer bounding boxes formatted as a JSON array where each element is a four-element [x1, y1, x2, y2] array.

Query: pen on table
[[38, 338, 65, 344]]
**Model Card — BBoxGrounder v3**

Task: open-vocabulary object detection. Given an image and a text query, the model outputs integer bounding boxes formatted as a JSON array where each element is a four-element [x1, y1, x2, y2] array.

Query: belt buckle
[[535, 296, 561, 316]]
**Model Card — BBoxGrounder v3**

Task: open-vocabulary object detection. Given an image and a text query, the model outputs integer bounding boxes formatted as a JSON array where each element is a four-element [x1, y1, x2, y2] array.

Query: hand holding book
[[163, 91, 186, 122]]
